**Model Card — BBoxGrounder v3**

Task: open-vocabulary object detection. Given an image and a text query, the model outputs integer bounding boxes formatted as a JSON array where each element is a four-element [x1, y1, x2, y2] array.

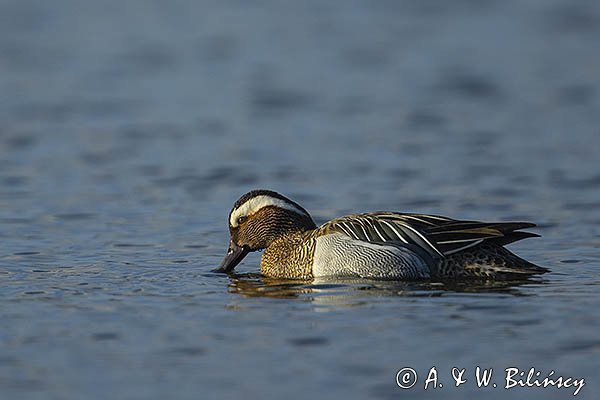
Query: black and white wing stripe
[[320, 213, 446, 259], [425, 221, 538, 254], [320, 212, 538, 258]]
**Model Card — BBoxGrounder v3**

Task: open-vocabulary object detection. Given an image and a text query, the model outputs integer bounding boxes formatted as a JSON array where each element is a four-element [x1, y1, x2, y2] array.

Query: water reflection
[[227, 273, 313, 299], [226, 273, 544, 303]]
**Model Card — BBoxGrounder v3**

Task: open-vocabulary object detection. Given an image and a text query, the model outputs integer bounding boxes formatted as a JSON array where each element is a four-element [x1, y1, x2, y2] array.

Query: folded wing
[[319, 212, 539, 259]]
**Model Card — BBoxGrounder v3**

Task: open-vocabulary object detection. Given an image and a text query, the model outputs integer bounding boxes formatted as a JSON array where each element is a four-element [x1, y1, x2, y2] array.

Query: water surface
[[1, 0, 599, 399]]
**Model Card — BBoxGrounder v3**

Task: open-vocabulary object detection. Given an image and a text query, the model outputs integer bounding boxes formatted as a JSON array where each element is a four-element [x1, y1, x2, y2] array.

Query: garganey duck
[[213, 190, 546, 280]]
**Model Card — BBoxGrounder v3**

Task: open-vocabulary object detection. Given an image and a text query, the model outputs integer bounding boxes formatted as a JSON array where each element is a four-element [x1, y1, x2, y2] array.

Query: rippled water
[[1, 0, 599, 399]]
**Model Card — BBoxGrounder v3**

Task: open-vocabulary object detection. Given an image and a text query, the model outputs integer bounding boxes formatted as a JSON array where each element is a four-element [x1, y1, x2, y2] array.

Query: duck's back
[[311, 212, 545, 279]]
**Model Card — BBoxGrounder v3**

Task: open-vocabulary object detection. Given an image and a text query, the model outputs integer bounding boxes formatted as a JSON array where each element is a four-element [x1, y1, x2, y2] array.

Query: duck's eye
[[237, 216, 247, 225]]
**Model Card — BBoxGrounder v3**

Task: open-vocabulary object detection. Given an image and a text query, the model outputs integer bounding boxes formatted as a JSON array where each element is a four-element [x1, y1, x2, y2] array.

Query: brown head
[[212, 190, 317, 273]]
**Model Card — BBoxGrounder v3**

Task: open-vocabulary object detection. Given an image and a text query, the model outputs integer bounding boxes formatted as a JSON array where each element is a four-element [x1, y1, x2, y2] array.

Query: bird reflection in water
[[224, 273, 546, 303]]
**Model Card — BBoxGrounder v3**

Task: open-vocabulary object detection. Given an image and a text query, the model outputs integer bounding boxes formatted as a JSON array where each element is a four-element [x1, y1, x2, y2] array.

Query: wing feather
[[319, 212, 538, 258]]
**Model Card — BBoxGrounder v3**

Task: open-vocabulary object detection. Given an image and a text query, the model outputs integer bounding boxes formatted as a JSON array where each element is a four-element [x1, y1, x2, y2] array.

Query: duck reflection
[[226, 273, 546, 303]]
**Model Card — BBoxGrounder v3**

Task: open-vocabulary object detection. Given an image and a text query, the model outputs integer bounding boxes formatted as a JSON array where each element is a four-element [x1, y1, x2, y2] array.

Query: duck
[[212, 190, 547, 280]]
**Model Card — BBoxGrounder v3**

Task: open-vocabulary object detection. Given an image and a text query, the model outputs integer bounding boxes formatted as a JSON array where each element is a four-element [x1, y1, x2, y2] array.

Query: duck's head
[[212, 190, 316, 273]]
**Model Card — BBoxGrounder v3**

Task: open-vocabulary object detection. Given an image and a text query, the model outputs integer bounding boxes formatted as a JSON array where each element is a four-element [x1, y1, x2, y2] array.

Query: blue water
[[1, 0, 599, 399]]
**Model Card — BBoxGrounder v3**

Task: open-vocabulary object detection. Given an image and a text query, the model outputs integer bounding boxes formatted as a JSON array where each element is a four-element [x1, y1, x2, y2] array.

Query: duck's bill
[[212, 240, 249, 273]]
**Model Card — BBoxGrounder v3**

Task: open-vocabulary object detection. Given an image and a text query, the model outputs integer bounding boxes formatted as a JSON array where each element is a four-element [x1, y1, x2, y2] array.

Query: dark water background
[[1, 0, 599, 399]]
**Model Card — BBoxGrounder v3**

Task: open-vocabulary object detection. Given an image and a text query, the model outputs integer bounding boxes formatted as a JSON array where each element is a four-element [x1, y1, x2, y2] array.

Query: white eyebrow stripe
[[230, 195, 309, 227]]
